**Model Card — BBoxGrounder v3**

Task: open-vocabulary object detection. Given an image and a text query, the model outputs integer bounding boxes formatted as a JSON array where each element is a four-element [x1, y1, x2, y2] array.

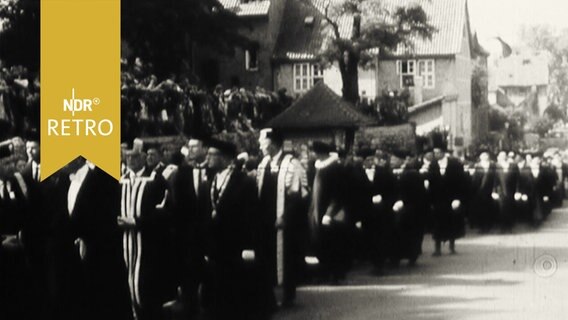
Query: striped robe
[[120, 170, 175, 320]]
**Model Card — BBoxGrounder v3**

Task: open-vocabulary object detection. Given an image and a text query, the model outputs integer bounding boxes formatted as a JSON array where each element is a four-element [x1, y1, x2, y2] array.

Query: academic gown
[[172, 163, 213, 311], [344, 161, 374, 261], [430, 158, 467, 241], [48, 168, 132, 320], [202, 168, 266, 320], [307, 158, 351, 281], [494, 162, 520, 230], [551, 163, 568, 207], [365, 164, 397, 268], [518, 166, 555, 225], [120, 170, 176, 320], [0, 177, 30, 320], [470, 162, 498, 231], [257, 154, 309, 305], [391, 164, 426, 262], [18, 164, 51, 318]]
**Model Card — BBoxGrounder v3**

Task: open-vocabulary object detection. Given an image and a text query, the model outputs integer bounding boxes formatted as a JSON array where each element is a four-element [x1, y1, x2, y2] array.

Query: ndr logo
[[63, 88, 100, 116]]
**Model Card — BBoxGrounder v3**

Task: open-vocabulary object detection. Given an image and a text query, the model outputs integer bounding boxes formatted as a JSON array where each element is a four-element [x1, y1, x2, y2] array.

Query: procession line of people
[[0, 131, 566, 320]]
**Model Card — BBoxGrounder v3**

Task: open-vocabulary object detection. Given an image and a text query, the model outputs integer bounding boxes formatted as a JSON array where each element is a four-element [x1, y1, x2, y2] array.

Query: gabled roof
[[219, 0, 271, 17], [382, 0, 469, 57], [493, 51, 549, 88], [267, 82, 377, 128], [273, 0, 353, 61], [273, 0, 470, 62]]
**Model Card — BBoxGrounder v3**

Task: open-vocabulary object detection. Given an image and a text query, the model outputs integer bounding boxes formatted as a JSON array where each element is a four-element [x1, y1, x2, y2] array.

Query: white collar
[[69, 163, 90, 182], [438, 156, 448, 166], [216, 166, 232, 180], [315, 153, 338, 169], [32, 161, 40, 170], [480, 161, 490, 169], [135, 167, 146, 177], [271, 150, 283, 165]]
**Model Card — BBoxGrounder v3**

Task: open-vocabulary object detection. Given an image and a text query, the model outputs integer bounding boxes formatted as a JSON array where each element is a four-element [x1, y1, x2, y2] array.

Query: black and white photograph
[[2, 0, 568, 319]]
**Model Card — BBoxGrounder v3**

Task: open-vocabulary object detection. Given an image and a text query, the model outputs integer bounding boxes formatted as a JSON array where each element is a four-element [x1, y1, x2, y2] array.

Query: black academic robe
[[391, 164, 426, 262], [172, 163, 212, 311], [120, 171, 176, 320], [307, 158, 351, 280], [494, 162, 520, 230], [344, 161, 374, 261], [518, 166, 555, 225], [0, 176, 30, 320], [551, 163, 568, 207], [430, 158, 467, 241], [257, 154, 308, 305], [18, 163, 51, 315], [470, 162, 498, 231], [365, 164, 397, 268], [202, 168, 265, 320], [48, 168, 132, 320]]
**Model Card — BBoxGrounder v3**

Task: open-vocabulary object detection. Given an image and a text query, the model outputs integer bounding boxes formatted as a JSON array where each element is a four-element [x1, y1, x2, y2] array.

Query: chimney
[[352, 14, 361, 39]]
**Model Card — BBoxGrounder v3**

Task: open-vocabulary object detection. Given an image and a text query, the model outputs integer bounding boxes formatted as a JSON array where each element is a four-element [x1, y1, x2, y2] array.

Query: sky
[[468, 0, 568, 46]]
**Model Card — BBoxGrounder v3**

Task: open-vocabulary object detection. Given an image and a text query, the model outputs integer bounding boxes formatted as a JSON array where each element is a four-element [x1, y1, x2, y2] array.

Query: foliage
[[544, 103, 566, 122], [308, 0, 435, 102], [0, 0, 40, 73], [122, 0, 252, 76], [519, 24, 568, 118], [528, 116, 554, 137], [471, 59, 489, 109]]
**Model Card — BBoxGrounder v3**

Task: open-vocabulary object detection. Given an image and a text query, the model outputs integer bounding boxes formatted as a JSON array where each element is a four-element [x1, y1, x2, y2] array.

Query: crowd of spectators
[[120, 58, 293, 143]]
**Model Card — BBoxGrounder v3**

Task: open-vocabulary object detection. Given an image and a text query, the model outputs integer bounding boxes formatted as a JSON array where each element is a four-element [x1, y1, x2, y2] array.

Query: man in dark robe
[[361, 150, 396, 274], [17, 138, 52, 318], [470, 150, 498, 232], [48, 157, 132, 320], [202, 139, 266, 320], [172, 135, 213, 315], [389, 151, 426, 266], [431, 148, 467, 256], [494, 151, 520, 232], [550, 152, 567, 208], [0, 157, 31, 320], [256, 129, 309, 308], [307, 141, 350, 283], [119, 150, 176, 320], [518, 154, 555, 226], [346, 148, 375, 264]]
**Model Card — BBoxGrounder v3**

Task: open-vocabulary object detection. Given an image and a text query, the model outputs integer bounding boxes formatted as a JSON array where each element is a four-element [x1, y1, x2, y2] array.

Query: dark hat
[[142, 141, 162, 153], [260, 128, 284, 146], [311, 141, 333, 154], [356, 147, 375, 159], [477, 147, 492, 158], [208, 138, 237, 158], [188, 132, 210, 143], [24, 129, 39, 142], [391, 149, 410, 159]]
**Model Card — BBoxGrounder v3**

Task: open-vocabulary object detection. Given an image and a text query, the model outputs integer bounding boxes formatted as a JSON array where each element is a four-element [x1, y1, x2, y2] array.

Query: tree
[[122, 0, 253, 77], [0, 0, 40, 73], [308, 0, 435, 103], [519, 24, 568, 117]]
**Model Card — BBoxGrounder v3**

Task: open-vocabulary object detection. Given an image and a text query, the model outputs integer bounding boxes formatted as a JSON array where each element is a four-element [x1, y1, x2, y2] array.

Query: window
[[245, 48, 258, 71], [396, 59, 435, 89], [294, 63, 324, 92], [418, 60, 435, 88]]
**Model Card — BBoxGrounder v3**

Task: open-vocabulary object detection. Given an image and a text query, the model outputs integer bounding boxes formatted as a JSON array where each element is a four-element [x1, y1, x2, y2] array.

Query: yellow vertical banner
[[41, 0, 120, 180]]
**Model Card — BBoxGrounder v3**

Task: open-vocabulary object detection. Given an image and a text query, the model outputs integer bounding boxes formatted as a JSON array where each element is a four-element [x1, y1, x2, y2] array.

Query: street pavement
[[275, 203, 568, 320]]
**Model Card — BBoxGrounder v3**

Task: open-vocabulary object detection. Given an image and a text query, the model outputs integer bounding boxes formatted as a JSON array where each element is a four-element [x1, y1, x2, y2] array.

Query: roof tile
[[267, 82, 377, 128]]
